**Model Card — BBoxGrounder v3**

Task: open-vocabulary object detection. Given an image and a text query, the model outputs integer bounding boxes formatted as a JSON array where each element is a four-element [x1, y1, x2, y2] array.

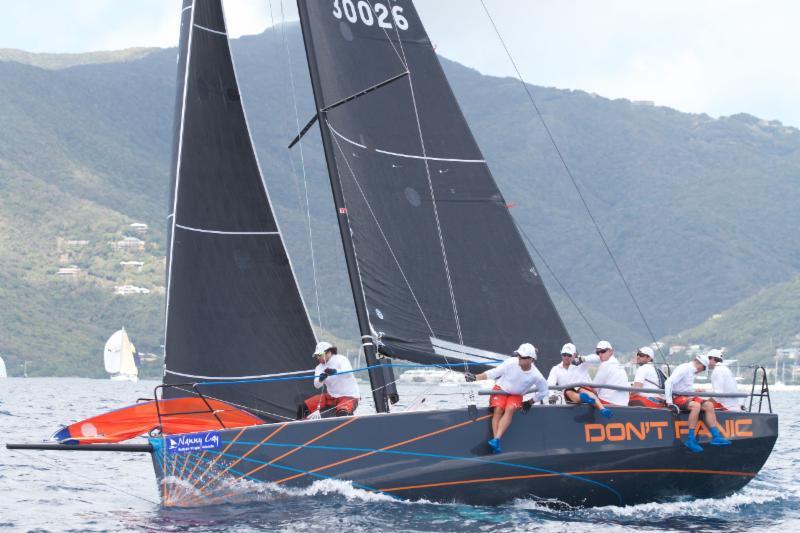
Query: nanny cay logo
[[167, 431, 221, 454]]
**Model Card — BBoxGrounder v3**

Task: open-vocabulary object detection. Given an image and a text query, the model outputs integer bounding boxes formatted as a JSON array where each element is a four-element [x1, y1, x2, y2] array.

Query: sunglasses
[[636, 352, 650, 357], [595, 348, 609, 354], [561, 353, 572, 357]]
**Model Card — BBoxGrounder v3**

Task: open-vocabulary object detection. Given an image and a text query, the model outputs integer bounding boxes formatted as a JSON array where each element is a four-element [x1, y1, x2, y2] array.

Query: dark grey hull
[[149, 405, 777, 507]]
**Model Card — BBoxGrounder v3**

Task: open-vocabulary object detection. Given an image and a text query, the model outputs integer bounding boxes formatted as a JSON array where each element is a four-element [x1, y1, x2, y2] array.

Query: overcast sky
[[2, 0, 797, 127]]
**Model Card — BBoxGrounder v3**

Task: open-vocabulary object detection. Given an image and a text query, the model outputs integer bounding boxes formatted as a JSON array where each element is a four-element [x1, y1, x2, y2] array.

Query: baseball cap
[[637, 346, 655, 359], [707, 349, 724, 361], [560, 343, 577, 355], [514, 343, 537, 359], [313, 341, 334, 357], [596, 340, 613, 351]]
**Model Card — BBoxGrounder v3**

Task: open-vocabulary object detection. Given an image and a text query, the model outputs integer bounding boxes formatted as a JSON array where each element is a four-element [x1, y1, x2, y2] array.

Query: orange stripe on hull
[[380, 468, 757, 493]]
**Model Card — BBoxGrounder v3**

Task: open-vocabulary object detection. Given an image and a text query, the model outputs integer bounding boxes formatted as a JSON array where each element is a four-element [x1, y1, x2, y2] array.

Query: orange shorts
[[673, 395, 707, 411], [304, 393, 358, 416], [489, 385, 523, 411], [629, 394, 666, 408]]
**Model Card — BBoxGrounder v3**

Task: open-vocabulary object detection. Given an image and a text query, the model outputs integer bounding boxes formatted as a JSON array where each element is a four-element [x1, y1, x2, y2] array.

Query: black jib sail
[[163, 0, 317, 422], [296, 0, 570, 373]]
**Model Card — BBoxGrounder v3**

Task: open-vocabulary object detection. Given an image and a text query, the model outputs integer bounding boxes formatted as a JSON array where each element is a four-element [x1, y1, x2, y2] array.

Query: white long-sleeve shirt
[[663, 361, 698, 405], [632, 364, 664, 399], [711, 364, 740, 410], [313, 354, 360, 398], [547, 362, 592, 387], [583, 354, 629, 406], [485, 358, 548, 402]]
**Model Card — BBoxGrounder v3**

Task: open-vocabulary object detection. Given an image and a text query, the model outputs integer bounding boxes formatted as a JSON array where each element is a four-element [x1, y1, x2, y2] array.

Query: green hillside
[[664, 274, 800, 365], [0, 23, 798, 376]]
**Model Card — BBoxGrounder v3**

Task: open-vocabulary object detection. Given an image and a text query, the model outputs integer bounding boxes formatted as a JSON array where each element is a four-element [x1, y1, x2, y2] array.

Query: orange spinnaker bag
[[51, 397, 264, 444]]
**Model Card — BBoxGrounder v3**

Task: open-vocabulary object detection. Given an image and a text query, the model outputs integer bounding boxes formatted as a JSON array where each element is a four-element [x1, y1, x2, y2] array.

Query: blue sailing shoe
[[487, 438, 501, 454], [600, 408, 613, 419], [685, 429, 703, 453], [579, 392, 596, 405], [709, 427, 731, 446]]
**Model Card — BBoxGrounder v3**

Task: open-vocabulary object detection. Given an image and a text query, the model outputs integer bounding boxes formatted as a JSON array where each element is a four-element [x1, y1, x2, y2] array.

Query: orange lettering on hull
[[586, 419, 754, 443]]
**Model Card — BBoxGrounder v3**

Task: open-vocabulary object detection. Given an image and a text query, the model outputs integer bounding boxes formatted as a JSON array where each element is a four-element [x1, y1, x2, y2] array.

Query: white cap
[[707, 349, 724, 361], [313, 341, 334, 357], [637, 346, 655, 359], [514, 343, 537, 359], [596, 340, 613, 351], [560, 343, 577, 355], [695, 352, 709, 368]]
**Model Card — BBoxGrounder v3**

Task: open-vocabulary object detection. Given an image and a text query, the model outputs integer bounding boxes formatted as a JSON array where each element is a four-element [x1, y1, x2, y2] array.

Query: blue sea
[[1, 378, 798, 532]]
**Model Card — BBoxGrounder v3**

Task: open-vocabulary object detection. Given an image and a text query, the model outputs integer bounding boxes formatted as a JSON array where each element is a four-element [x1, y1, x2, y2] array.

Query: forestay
[[297, 0, 570, 372], [162, 0, 317, 422]]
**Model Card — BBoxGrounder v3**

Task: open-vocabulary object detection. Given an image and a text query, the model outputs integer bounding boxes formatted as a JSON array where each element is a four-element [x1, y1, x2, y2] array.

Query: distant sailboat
[[0, 355, 6, 378], [104, 328, 139, 382]]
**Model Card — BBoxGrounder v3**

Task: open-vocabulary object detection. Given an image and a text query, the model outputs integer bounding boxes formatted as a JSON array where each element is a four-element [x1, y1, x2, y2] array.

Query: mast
[[296, 0, 395, 413]]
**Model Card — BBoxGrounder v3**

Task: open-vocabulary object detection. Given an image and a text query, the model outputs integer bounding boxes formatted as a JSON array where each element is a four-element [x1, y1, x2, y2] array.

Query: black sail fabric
[[297, 0, 570, 372], [163, 0, 317, 421]]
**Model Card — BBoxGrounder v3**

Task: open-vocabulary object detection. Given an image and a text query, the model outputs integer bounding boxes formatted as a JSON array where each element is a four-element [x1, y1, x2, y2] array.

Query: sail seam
[[175, 223, 278, 236], [327, 122, 484, 164], [193, 23, 227, 36], [327, 120, 436, 337]]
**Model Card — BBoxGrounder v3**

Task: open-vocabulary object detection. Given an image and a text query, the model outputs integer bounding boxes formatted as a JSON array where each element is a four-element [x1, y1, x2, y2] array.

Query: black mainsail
[[296, 0, 570, 374], [162, 0, 316, 422]]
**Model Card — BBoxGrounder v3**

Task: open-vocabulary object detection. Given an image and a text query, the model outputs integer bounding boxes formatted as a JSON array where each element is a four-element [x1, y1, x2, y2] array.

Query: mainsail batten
[[296, 0, 571, 372], [162, 0, 317, 422]]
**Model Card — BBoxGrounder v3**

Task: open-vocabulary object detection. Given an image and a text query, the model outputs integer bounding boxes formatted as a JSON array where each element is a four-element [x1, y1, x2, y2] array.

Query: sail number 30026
[[332, 0, 409, 30]]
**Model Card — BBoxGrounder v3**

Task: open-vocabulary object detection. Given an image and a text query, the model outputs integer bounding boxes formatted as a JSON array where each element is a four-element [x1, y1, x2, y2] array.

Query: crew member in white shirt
[[302, 341, 360, 418], [547, 343, 592, 404], [466, 343, 548, 454], [708, 349, 740, 411], [664, 352, 731, 452], [572, 340, 628, 418], [629, 346, 666, 408]]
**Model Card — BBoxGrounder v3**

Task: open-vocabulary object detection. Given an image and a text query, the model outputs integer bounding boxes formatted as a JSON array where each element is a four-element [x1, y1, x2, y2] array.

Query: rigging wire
[[513, 220, 600, 339], [276, 0, 324, 332], [478, 0, 669, 370]]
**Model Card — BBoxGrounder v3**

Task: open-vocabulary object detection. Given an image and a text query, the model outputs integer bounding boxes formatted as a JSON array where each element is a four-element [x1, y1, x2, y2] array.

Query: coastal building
[[113, 236, 145, 252], [120, 260, 144, 273], [56, 266, 83, 280], [114, 285, 151, 295], [129, 223, 148, 235]]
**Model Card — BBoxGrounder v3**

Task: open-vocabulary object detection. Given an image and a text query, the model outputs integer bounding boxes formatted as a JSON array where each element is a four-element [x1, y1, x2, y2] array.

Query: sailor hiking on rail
[[708, 349, 741, 411], [465, 343, 548, 454], [546, 342, 592, 404], [300, 342, 360, 419], [628, 346, 667, 408], [665, 352, 732, 452], [571, 340, 628, 417]]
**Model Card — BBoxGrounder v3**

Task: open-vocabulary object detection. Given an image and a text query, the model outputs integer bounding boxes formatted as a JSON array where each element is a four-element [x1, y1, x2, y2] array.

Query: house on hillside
[[113, 236, 145, 252], [120, 260, 144, 273], [56, 266, 83, 280], [129, 222, 148, 235], [114, 285, 150, 295]]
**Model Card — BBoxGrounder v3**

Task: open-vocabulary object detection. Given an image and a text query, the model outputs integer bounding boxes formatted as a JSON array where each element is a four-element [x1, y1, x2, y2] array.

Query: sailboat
[[104, 327, 139, 382], [7, 0, 777, 508], [0, 354, 6, 378]]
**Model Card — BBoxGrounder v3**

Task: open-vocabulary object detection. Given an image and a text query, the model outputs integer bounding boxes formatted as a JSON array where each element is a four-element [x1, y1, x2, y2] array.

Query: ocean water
[[1, 378, 797, 532]]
